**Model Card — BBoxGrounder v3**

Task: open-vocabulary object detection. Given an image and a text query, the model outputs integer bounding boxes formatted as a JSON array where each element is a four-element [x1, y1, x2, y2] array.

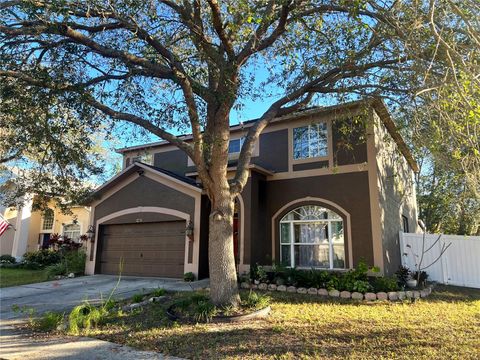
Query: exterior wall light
[[86, 225, 95, 243], [186, 221, 194, 240]]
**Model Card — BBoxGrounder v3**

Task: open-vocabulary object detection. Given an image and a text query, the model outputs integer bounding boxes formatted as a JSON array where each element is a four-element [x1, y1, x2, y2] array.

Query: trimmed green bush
[[372, 276, 399, 292], [0, 254, 16, 264], [23, 250, 61, 267], [183, 272, 195, 282]]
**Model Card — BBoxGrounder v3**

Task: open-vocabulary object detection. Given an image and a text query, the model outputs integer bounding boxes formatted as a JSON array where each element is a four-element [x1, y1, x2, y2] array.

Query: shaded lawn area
[[87, 285, 480, 359], [0, 268, 50, 288]]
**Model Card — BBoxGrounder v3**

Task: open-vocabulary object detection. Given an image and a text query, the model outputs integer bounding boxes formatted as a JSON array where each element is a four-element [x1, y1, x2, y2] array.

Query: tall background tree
[[1, 0, 478, 306]]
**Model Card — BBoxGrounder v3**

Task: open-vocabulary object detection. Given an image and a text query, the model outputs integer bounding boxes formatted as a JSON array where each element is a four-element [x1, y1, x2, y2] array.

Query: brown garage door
[[98, 221, 185, 278]]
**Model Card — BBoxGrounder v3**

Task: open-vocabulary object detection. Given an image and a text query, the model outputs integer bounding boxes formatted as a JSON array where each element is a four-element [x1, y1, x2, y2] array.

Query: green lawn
[[0, 268, 50, 288], [83, 285, 480, 359]]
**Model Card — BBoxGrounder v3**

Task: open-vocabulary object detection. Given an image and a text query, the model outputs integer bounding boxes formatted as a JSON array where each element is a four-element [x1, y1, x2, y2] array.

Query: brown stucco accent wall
[[153, 150, 189, 176], [264, 171, 374, 268], [251, 129, 289, 172], [332, 117, 368, 166], [93, 175, 195, 224]]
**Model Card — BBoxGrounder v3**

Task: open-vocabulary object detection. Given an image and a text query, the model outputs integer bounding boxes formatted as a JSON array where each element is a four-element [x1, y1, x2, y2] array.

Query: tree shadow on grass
[[94, 317, 468, 360]]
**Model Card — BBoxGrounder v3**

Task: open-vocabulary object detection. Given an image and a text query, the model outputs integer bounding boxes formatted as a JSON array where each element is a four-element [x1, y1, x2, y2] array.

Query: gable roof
[[87, 162, 201, 204], [116, 99, 418, 172]]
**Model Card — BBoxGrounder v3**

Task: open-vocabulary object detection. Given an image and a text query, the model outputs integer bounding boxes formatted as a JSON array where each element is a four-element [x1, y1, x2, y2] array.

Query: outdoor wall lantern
[[186, 221, 194, 241], [86, 225, 96, 243]]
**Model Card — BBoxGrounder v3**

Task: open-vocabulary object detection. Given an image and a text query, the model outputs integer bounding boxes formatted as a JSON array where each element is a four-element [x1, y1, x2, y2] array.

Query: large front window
[[280, 205, 345, 269], [293, 122, 328, 160], [63, 223, 81, 241]]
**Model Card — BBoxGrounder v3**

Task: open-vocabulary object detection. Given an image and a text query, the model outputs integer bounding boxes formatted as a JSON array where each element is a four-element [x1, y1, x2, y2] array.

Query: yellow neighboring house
[[0, 198, 90, 258]]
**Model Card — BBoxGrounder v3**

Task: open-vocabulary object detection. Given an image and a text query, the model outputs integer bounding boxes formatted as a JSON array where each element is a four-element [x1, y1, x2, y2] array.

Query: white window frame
[[280, 207, 345, 270], [40, 209, 55, 233], [228, 137, 245, 155], [62, 222, 82, 242], [292, 122, 329, 162]]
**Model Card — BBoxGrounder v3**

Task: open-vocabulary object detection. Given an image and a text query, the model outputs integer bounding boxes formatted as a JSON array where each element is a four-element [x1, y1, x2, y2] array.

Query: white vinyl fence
[[399, 231, 480, 289]]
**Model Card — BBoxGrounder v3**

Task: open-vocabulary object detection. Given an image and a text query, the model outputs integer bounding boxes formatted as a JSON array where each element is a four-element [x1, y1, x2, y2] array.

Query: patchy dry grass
[[84, 286, 480, 359]]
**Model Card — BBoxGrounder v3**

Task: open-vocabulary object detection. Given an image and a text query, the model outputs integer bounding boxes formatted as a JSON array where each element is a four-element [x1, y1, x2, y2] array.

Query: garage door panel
[[99, 221, 186, 278]]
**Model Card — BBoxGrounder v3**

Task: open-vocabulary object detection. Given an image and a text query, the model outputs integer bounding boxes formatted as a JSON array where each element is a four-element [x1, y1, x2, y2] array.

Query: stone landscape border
[[240, 282, 434, 301]]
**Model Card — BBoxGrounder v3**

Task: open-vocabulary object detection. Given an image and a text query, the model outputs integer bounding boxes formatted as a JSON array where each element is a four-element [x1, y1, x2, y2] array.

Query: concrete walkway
[[0, 275, 208, 359], [0, 321, 183, 359], [1, 274, 209, 320]]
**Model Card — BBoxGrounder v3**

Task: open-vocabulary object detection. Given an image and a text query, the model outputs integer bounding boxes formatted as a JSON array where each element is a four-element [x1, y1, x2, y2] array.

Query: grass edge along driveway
[[0, 268, 50, 288]]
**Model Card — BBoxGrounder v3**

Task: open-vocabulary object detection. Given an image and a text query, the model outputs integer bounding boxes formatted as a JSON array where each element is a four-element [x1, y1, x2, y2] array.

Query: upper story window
[[63, 223, 81, 241], [131, 153, 153, 165], [228, 137, 245, 154], [41, 209, 54, 231], [293, 122, 328, 160]]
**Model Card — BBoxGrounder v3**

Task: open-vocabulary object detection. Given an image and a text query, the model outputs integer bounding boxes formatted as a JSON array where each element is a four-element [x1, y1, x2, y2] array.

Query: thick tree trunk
[[208, 191, 241, 307]]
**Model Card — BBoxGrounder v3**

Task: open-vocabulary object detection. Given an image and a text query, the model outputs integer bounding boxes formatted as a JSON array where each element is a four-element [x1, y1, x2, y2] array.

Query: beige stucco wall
[[25, 202, 91, 253], [373, 111, 418, 276], [1, 202, 90, 254], [0, 207, 17, 255]]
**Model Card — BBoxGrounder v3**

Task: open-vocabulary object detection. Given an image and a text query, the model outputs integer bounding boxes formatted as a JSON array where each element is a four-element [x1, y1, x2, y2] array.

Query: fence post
[[439, 235, 448, 284]]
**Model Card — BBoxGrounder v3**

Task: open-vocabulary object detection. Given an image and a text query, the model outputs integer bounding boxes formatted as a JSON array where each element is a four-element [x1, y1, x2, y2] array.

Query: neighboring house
[[84, 99, 418, 279], [0, 198, 90, 258]]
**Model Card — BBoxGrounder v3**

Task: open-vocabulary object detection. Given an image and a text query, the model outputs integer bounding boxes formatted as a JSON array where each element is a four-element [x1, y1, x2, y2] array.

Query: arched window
[[280, 205, 345, 269], [41, 209, 54, 231]]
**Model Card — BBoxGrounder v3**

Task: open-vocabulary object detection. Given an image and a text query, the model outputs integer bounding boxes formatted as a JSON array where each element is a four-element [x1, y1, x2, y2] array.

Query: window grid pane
[[42, 210, 54, 230], [279, 205, 345, 269], [293, 123, 328, 160]]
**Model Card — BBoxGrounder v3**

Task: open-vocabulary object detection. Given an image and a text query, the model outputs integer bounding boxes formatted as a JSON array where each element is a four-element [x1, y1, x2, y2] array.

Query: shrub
[[152, 288, 166, 297], [0, 254, 16, 264], [250, 263, 267, 282], [68, 302, 108, 334], [32, 311, 64, 332], [352, 280, 372, 293], [132, 293, 144, 303], [372, 276, 399, 292], [44, 250, 86, 277], [411, 271, 429, 286], [46, 262, 67, 277], [193, 300, 217, 323], [183, 272, 195, 282], [395, 266, 411, 287], [241, 291, 271, 310], [63, 250, 86, 275], [103, 299, 117, 311], [23, 250, 61, 267], [22, 261, 43, 270]]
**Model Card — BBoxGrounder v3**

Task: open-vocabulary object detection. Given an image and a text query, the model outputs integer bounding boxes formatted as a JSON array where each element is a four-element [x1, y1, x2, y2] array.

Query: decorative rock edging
[[240, 282, 434, 302]]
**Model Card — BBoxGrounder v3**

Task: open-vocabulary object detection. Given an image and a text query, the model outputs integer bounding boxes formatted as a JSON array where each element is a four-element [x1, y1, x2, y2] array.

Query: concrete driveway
[[0, 274, 209, 321]]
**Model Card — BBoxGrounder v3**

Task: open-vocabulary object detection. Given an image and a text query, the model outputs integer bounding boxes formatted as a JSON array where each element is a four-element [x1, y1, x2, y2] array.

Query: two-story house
[[84, 99, 418, 280]]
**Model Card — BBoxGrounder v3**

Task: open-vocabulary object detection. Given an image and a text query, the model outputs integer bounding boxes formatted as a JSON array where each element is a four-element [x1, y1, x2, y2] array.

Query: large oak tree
[[1, 0, 478, 306]]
